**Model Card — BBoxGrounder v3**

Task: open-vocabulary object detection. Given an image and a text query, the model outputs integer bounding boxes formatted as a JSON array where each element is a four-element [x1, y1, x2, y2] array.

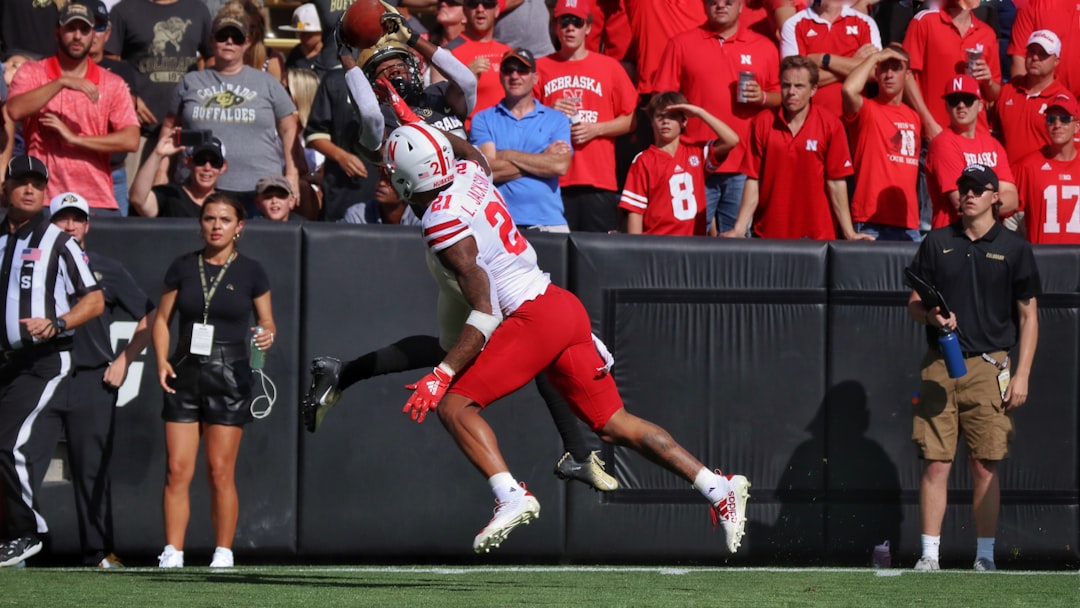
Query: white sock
[[488, 472, 519, 502], [214, 546, 232, 556], [692, 468, 725, 505], [165, 544, 182, 555], [976, 537, 995, 562], [921, 534, 941, 561]]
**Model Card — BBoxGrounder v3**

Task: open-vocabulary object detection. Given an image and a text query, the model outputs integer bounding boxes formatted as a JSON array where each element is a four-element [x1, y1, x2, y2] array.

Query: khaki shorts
[[912, 349, 1013, 461]]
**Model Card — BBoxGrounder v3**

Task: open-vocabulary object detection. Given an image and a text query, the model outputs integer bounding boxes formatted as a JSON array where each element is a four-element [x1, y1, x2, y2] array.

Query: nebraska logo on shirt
[[689, 155, 700, 167], [741, 55, 752, 65], [806, 140, 818, 151], [846, 26, 859, 36], [963, 151, 998, 166]]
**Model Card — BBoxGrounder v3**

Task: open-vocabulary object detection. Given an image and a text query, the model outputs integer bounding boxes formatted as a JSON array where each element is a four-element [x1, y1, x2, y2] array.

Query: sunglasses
[[193, 154, 225, 169], [502, 64, 533, 76], [945, 94, 979, 108], [214, 29, 246, 45], [957, 184, 995, 196], [1046, 114, 1075, 125], [464, 0, 498, 8], [557, 15, 585, 29]]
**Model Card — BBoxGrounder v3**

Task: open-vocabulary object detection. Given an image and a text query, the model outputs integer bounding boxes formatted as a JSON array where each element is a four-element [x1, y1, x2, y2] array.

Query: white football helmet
[[382, 123, 456, 200]]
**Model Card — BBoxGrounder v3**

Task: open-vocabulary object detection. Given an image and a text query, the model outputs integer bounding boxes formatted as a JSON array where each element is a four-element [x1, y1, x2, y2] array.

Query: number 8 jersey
[[618, 142, 712, 236], [421, 159, 552, 316]]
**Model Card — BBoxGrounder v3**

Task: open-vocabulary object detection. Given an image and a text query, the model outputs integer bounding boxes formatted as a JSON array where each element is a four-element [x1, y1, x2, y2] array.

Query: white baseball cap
[[280, 3, 321, 32], [49, 192, 90, 218], [1027, 29, 1062, 57]]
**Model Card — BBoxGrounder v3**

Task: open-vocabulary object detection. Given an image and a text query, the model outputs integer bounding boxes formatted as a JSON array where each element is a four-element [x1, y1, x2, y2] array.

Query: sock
[[976, 537, 995, 562], [921, 534, 941, 561], [488, 472, 520, 502], [693, 468, 725, 505], [214, 546, 232, 556]]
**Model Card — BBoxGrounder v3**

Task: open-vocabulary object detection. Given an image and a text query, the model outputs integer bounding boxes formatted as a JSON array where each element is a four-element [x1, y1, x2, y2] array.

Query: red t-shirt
[[742, 105, 854, 239], [652, 25, 780, 173], [9, 57, 139, 209], [993, 77, 1073, 164], [618, 143, 711, 236], [845, 96, 922, 229], [926, 127, 1015, 228], [625, 0, 706, 94], [780, 7, 882, 119], [740, 0, 807, 41], [902, 9, 1000, 132], [449, 35, 511, 125], [585, 0, 632, 62], [1014, 149, 1080, 243], [1008, 0, 1080, 98], [536, 51, 638, 191]]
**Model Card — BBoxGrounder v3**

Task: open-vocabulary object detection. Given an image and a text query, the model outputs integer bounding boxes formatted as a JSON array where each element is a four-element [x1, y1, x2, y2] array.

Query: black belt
[[0, 338, 74, 365]]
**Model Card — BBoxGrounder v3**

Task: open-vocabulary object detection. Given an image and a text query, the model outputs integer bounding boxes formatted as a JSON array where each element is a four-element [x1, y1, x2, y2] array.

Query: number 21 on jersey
[[485, 191, 527, 255]]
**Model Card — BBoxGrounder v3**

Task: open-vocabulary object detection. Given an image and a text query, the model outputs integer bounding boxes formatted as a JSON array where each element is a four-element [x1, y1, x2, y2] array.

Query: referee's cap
[[50, 192, 90, 218], [6, 155, 49, 182]]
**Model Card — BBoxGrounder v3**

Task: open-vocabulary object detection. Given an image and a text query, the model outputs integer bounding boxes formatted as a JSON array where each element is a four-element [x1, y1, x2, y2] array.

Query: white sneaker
[[973, 557, 996, 571], [710, 473, 751, 553], [472, 483, 540, 554], [914, 556, 940, 571], [210, 547, 234, 568], [157, 545, 183, 568]]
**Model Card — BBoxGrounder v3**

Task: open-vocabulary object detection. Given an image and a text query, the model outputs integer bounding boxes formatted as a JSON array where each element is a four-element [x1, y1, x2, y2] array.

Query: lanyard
[[198, 251, 236, 324], [981, 353, 1009, 370]]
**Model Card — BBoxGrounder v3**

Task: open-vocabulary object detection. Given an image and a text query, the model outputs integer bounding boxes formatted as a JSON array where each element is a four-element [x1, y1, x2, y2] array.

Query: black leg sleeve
[[339, 335, 447, 391], [534, 372, 590, 461]]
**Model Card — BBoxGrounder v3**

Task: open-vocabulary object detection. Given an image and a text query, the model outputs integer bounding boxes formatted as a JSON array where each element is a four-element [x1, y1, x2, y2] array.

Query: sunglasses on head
[[557, 15, 585, 29], [1046, 114, 1075, 125], [465, 0, 498, 8], [957, 184, 995, 196], [945, 94, 979, 108], [214, 29, 246, 45], [193, 154, 224, 169]]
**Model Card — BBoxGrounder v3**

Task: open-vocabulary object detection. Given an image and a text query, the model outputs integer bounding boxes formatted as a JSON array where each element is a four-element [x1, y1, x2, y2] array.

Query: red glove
[[374, 76, 422, 125], [403, 364, 454, 423]]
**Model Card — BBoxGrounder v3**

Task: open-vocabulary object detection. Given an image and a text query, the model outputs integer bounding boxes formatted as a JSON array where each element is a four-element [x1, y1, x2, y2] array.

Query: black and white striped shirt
[[0, 212, 99, 351]]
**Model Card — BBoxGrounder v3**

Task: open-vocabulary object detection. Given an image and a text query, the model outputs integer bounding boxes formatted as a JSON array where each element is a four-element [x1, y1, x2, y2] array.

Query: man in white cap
[[994, 29, 1072, 165], [1013, 92, 1080, 244], [280, 3, 322, 74]]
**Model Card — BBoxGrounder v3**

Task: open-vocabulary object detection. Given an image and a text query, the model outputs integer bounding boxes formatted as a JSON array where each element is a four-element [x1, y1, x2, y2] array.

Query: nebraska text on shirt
[[543, 75, 604, 98]]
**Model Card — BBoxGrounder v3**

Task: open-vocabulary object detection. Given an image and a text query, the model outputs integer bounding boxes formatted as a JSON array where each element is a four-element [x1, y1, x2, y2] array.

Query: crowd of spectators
[[1, 0, 1079, 239]]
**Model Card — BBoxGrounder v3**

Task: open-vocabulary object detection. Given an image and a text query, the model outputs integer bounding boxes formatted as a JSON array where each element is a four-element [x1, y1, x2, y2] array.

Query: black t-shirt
[[285, 44, 319, 73], [152, 184, 203, 218], [164, 251, 270, 345], [75, 251, 156, 368], [908, 222, 1041, 353]]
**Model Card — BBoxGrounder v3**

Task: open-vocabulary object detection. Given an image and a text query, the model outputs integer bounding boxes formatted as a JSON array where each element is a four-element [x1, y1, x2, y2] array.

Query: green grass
[[1, 566, 1077, 607]]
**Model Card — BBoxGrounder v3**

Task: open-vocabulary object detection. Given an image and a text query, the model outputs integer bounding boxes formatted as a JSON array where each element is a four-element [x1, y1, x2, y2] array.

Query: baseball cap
[[1047, 92, 1079, 116], [942, 74, 980, 99], [255, 175, 293, 197], [49, 192, 90, 218], [6, 155, 49, 181], [212, 13, 248, 35], [501, 47, 536, 71], [89, 0, 109, 31], [58, 1, 95, 27], [1026, 29, 1062, 57], [554, 0, 591, 20], [190, 137, 226, 162], [280, 3, 321, 32], [956, 164, 999, 192]]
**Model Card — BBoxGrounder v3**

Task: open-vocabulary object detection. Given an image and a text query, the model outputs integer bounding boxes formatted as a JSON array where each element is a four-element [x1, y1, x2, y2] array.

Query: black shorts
[[162, 342, 254, 426]]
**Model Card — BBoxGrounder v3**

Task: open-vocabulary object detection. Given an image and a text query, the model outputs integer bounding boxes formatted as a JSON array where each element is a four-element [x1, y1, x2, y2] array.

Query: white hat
[[1027, 29, 1062, 57], [280, 3, 321, 32], [49, 192, 90, 217]]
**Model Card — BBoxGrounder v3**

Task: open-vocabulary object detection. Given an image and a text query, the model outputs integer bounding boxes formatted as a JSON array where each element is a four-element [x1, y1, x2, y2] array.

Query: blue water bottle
[[938, 330, 967, 378]]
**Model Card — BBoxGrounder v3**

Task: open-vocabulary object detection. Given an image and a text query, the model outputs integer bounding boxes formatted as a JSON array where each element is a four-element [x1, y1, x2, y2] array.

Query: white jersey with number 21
[[421, 159, 551, 317]]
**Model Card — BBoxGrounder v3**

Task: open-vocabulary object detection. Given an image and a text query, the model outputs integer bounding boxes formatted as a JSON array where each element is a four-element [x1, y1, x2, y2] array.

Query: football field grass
[[1, 565, 1077, 607]]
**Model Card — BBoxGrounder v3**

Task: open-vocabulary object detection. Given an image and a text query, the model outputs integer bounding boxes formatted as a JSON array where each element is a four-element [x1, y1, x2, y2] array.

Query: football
[[340, 0, 386, 49]]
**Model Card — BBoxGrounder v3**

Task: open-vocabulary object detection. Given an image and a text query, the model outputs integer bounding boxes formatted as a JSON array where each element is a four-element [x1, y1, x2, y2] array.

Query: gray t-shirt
[[494, 0, 554, 58], [174, 66, 297, 192]]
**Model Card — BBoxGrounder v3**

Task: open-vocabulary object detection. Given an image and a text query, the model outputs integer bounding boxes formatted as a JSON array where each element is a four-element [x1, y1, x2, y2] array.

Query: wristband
[[407, 30, 420, 47], [822, 53, 832, 70], [465, 310, 501, 343], [436, 362, 456, 377]]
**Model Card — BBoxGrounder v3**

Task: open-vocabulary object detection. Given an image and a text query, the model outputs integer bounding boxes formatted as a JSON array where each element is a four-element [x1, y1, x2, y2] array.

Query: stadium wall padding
[[32, 222, 1080, 566]]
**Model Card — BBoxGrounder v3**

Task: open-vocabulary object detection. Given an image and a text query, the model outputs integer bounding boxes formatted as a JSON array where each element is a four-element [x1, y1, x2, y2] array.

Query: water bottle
[[938, 330, 967, 378], [250, 326, 266, 370], [871, 540, 891, 569]]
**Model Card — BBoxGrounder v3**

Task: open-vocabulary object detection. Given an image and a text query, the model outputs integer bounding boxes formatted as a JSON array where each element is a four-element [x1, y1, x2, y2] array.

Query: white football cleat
[[710, 473, 751, 553], [472, 483, 540, 554]]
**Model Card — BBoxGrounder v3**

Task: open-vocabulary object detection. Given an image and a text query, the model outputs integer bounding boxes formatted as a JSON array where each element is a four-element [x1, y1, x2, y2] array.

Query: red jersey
[[536, 51, 638, 191], [585, 0, 632, 62], [903, 9, 1000, 132], [993, 77, 1072, 164], [1008, 0, 1080, 98], [845, 96, 922, 229], [741, 0, 807, 41], [926, 127, 1015, 228], [618, 143, 711, 236], [742, 105, 854, 239], [780, 7, 882, 119], [625, 0, 705, 94], [652, 25, 780, 172], [449, 35, 511, 124], [1014, 149, 1080, 243]]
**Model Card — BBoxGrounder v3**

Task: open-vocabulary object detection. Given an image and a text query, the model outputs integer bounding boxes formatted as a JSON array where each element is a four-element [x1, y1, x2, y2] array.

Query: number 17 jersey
[[1014, 150, 1080, 244], [421, 160, 552, 316]]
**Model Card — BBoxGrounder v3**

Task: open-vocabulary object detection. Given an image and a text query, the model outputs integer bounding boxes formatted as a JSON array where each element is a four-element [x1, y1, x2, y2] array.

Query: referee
[[0, 156, 104, 568]]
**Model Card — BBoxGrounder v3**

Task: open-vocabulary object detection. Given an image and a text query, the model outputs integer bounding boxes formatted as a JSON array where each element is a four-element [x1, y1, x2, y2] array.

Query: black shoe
[[301, 356, 343, 433], [0, 536, 42, 568]]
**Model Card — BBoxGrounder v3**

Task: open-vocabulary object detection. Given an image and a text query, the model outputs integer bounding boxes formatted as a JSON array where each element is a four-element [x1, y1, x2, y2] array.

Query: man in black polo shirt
[[905, 164, 1041, 573], [0, 155, 103, 568]]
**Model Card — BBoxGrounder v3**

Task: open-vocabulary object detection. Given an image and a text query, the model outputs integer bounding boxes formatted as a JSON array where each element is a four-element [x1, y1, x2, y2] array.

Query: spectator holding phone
[[130, 129, 227, 218]]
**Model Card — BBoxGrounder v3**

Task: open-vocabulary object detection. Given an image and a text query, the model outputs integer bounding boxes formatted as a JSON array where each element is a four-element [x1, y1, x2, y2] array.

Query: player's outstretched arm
[[445, 129, 491, 175]]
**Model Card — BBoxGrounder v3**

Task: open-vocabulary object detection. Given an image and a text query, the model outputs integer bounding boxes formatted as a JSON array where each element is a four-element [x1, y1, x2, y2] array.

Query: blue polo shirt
[[470, 99, 571, 226]]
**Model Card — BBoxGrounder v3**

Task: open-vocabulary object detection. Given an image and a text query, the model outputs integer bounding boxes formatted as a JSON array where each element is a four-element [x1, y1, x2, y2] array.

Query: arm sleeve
[[430, 46, 477, 115], [344, 66, 386, 151]]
